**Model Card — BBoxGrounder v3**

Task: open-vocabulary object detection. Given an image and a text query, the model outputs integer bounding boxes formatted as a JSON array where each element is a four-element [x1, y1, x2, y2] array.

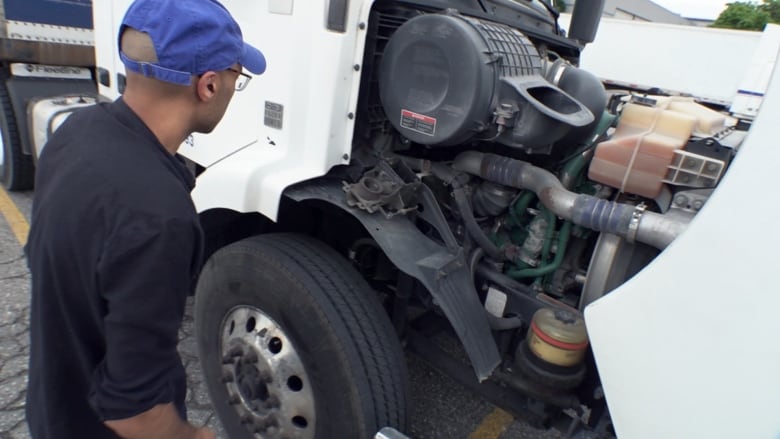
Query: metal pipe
[[507, 221, 573, 279], [453, 152, 691, 250], [539, 208, 556, 264]]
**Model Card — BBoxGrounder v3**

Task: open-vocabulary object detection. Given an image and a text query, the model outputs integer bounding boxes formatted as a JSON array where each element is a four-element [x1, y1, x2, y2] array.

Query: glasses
[[227, 68, 252, 91]]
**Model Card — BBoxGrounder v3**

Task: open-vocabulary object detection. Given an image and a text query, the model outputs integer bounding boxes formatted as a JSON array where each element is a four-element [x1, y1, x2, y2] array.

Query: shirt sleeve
[[89, 212, 201, 420]]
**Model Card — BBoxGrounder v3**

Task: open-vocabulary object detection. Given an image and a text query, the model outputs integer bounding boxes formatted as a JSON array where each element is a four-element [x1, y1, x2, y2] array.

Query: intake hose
[[405, 158, 508, 262], [453, 152, 692, 249], [452, 183, 506, 261]]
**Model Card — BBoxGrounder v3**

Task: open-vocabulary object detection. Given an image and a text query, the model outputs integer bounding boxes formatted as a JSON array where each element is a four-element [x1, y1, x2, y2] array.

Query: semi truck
[[0, 0, 95, 190], [11, 0, 780, 438]]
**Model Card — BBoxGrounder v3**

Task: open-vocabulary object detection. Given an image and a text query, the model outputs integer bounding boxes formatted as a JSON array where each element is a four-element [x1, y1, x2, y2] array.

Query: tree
[[554, 0, 567, 13], [712, 2, 768, 30], [712, 1, 772, 30], [760, 0, 780, 22]]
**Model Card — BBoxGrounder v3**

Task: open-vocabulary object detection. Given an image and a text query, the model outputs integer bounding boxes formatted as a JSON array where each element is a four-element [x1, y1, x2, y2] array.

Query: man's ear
[[196, 71, 218, 101]]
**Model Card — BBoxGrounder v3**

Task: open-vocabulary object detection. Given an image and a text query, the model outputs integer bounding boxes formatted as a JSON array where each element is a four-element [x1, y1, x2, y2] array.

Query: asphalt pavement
[[0, 188, 559, 439]]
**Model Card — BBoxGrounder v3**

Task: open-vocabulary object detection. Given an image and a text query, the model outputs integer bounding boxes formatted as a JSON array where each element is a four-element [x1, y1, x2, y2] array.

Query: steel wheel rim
[[219, 305, 316, 438]]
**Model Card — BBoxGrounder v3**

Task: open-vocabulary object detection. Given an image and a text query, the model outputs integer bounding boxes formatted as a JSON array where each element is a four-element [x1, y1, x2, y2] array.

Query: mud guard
[[285, 180, 501, 381]]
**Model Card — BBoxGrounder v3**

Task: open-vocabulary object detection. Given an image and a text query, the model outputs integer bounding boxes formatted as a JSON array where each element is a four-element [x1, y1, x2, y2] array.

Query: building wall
[[562, 0, 710, 26]]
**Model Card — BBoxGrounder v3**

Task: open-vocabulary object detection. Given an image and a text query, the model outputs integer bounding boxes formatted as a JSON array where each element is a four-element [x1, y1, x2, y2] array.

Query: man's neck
[[122, 93, 190, 155]]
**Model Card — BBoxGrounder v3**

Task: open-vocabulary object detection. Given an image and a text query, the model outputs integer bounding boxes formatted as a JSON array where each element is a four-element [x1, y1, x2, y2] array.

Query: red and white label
[[400, 109, 437, 137]]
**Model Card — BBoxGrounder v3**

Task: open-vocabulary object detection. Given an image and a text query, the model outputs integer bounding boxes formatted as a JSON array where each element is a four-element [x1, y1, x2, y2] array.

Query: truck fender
[[285, 179, 501, 381]]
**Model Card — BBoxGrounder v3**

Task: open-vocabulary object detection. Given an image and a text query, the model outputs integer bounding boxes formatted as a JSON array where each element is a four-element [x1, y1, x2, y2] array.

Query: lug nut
[[222, 346, 243, 363], [265, 395, 281, 409], [228, 395, 241, 405]]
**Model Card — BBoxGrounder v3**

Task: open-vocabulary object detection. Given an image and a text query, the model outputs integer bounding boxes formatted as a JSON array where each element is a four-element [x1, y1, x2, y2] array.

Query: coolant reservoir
[[588, 103, 696, 198], [526, 308, 588, 367], [651, 96, 730, 137]]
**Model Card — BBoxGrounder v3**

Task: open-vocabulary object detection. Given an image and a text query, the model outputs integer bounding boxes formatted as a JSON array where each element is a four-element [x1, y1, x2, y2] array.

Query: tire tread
[[0, 69, 33, 191], [236, 233, 409, 431]]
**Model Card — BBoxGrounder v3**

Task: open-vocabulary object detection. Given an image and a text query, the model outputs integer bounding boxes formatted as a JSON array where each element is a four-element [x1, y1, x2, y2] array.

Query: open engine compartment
[[337, 1, 751, 433]]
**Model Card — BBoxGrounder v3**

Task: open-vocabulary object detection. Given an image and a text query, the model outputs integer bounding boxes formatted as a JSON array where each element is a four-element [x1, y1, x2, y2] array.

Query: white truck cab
[[80, 1, 780, 438]]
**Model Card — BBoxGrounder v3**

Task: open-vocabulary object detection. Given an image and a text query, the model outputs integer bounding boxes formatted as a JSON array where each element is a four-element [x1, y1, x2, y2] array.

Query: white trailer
[[559, 13, 780, 117]]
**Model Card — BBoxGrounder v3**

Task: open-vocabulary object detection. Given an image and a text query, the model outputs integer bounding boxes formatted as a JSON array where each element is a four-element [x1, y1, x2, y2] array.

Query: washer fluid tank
[[379, 10, 594, 153]]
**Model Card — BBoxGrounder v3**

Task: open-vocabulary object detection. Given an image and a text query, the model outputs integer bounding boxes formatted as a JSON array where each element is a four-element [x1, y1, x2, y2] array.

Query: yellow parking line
[[0, 186, 29, 245], [469, 408, 515, 439]]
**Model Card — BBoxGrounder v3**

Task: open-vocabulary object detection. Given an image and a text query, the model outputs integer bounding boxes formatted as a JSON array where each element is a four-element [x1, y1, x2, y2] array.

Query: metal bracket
[[343, 160, 421, 219]]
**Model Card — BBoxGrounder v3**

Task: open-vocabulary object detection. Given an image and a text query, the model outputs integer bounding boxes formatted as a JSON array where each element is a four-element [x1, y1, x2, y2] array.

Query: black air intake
[[379, 10, 593, 153]]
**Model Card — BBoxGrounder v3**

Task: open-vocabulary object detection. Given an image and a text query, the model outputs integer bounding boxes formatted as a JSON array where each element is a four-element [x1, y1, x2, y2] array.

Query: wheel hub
[[220, 306, 316, 438]]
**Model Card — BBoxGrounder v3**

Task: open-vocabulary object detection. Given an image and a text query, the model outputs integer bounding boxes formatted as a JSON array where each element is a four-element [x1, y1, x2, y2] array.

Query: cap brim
[[242, 43, 266, 75]]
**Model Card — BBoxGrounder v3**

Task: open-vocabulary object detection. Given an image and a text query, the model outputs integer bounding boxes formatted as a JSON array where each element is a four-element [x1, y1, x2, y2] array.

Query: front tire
[[0, 71, 33, 191], [195, 233, 409, 438]]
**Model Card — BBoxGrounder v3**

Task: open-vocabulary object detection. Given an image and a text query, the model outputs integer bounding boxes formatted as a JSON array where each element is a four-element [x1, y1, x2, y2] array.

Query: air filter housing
[[379, 10, 594, 152]]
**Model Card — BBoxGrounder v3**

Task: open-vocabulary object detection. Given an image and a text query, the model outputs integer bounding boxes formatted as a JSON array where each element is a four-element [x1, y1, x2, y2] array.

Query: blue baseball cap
[[119, 0, 266, 86]]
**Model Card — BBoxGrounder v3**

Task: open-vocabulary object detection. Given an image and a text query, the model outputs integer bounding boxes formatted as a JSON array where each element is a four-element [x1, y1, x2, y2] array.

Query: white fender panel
[[191, 142, 305, 218], [585, 55, 780, 439]]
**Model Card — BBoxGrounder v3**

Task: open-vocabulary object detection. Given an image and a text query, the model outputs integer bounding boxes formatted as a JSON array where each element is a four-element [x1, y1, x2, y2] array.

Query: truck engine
[[337, 0, 744, 433]]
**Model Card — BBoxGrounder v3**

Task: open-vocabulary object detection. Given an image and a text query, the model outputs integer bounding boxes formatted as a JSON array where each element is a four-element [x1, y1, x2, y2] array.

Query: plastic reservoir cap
[[527, 308, 588, 367], [531, 308, 588, 345]]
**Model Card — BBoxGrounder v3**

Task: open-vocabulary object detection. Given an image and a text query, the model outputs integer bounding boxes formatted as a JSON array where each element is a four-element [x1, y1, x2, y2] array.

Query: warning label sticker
[[264, 101, 284, 130], [400, 109, 436, 137]]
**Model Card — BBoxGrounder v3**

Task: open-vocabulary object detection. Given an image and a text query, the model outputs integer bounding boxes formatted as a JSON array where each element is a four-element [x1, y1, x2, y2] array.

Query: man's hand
[[194, 426, 217, 439], [105, 403, 216, 439]]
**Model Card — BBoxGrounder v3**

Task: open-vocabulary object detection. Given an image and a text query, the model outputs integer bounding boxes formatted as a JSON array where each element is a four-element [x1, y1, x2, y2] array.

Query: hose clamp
[[627, 203, 647, 244]]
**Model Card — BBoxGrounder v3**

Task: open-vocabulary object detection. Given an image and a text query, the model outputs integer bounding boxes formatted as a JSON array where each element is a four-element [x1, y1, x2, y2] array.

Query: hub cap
[[220, 306, 316, 438]]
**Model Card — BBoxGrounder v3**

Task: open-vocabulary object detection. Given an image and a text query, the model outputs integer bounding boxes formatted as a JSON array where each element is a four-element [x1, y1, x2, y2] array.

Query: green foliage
[[761, 0, 780, 21], [554, 0, 567, 13], [712, 1, 780, 30]]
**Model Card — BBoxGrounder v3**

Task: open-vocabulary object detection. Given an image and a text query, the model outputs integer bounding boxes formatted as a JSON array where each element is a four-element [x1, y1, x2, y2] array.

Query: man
[[25, 0, 265, 437]]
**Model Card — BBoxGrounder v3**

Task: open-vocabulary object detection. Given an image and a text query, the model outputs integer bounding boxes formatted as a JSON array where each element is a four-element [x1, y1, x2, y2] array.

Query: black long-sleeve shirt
[[25, 98, 203, 438]]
